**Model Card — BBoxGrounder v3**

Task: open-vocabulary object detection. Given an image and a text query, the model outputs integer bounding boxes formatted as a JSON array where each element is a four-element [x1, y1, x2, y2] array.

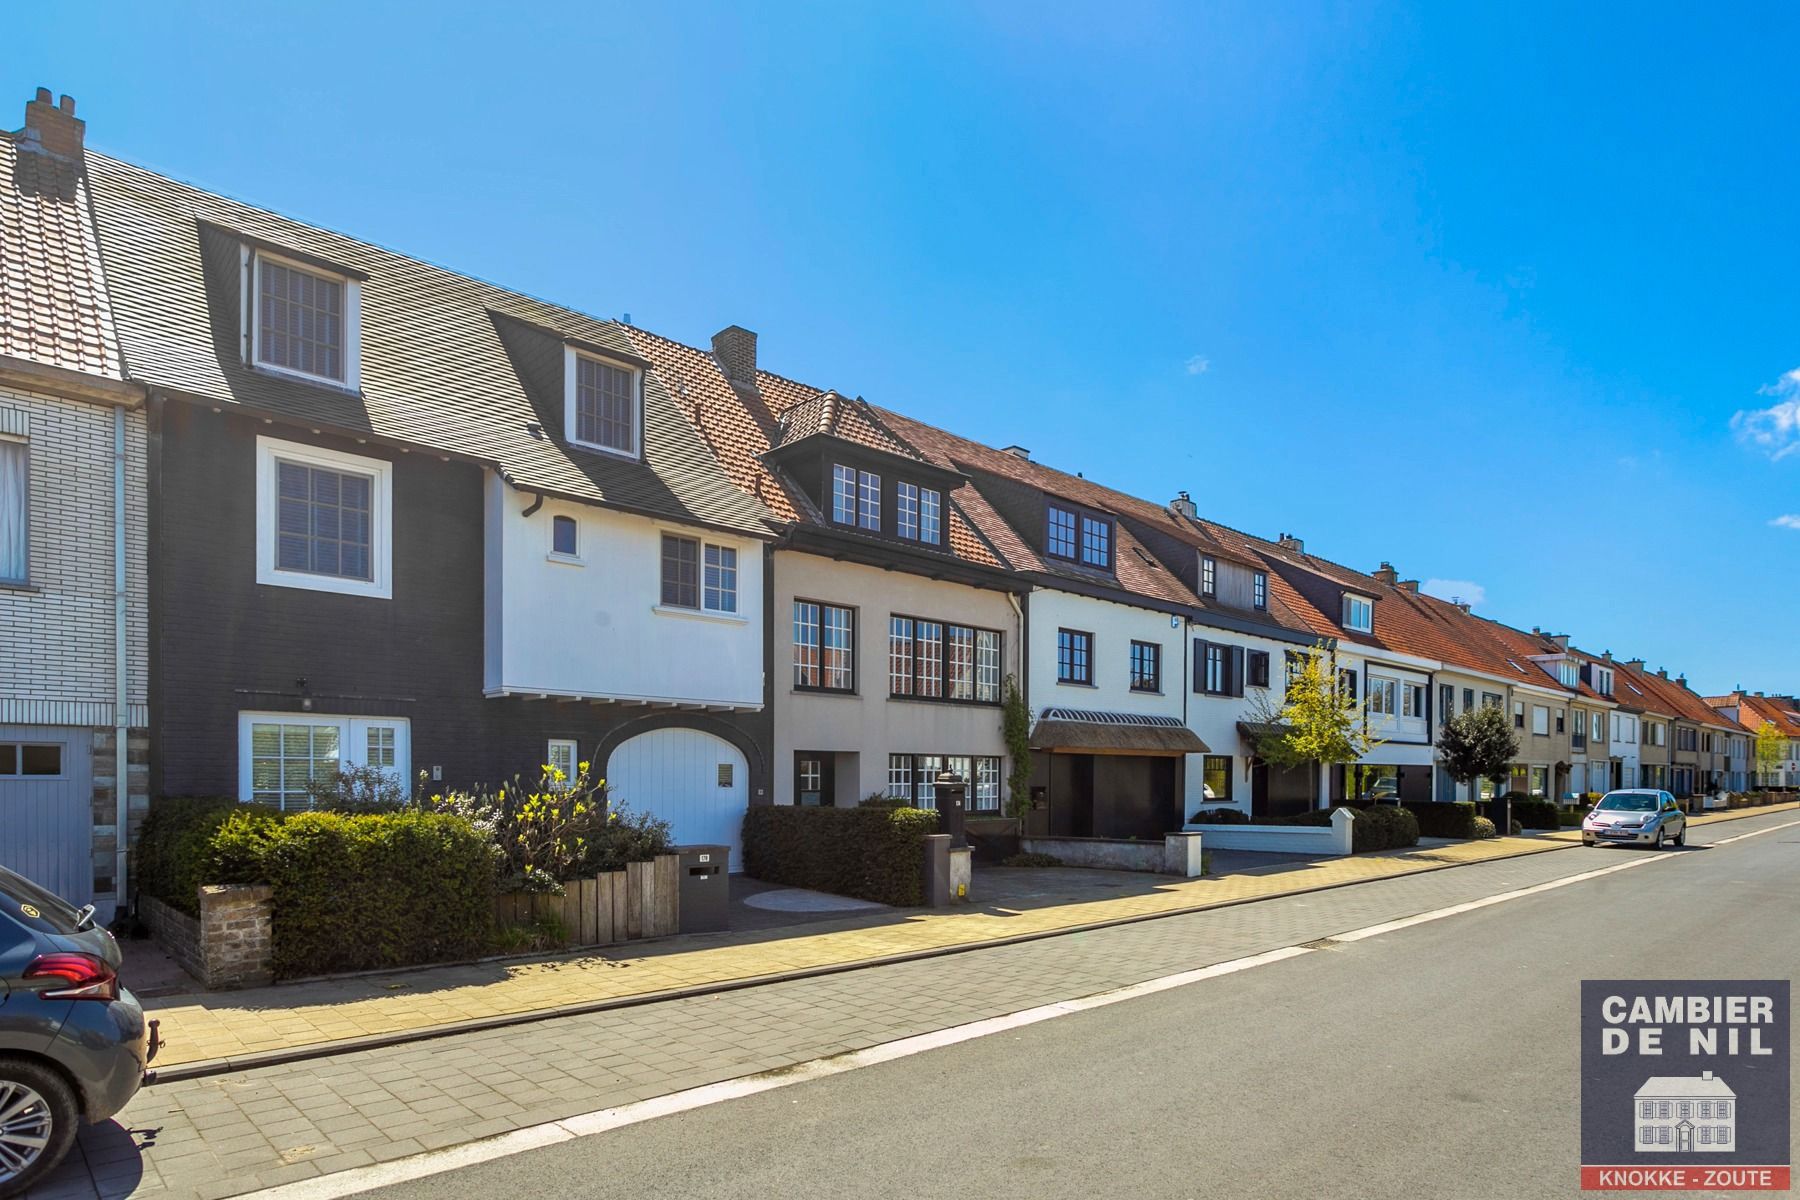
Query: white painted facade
[[1181, 619, 1301, 817], [1027, 588, 1185, 724], [481, 473, 764, 709], [1610, 711, 1641, 788]]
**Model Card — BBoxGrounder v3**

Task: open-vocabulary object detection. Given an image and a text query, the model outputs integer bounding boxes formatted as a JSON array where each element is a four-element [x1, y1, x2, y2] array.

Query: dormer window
[[1593, 666, 1614, 696], [565, 349, 642, 458], [1341, 593, 1373, 633], [1556, 661, 1580, 688], [896, 482, 942, 545], [832, 465, 880, 530], [244, 248, 361, 388], [1201, 555, 1217, 596], [1046, 502, 1112, 569], [1253, 570, 1268, 611]]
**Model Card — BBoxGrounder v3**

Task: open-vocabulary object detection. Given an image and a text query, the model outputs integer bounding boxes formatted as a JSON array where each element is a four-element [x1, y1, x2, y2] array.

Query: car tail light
[[25, 952, 119, 1001]]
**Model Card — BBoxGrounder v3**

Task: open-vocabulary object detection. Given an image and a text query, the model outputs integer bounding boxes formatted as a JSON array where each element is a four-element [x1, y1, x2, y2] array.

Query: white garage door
[[606, 728, 748, 863]]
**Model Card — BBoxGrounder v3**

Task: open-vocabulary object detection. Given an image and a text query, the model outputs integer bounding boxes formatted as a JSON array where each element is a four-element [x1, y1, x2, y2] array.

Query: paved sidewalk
[[38, 807, 1800, 1200], [138, 803, 1792, 1074]]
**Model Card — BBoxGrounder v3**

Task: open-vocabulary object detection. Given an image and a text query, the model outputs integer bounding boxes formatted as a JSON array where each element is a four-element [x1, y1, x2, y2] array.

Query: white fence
[[1181, 807, 1355, 857]]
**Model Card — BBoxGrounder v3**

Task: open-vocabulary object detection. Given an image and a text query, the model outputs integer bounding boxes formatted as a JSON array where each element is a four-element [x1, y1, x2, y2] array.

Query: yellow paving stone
[[139, 803, 1795, 1067]]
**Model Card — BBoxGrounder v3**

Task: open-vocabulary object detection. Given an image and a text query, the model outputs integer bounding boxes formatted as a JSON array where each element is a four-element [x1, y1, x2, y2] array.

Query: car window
[[0, 864, 87, 936], [1597, 794, 1656, 812]]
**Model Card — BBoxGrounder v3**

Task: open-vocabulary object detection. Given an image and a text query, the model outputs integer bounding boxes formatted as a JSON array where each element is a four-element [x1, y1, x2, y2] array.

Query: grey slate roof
[[80, 151, 772, 538]]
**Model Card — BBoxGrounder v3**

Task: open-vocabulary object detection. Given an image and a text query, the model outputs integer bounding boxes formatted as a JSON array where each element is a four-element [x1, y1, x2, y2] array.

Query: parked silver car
[[1581, 790, 1686, 848], [0, 866, 157, 1196]]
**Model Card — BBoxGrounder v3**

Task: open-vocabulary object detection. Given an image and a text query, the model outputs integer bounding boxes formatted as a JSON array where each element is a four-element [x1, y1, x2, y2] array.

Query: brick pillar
[[198, 884, 274, 989]]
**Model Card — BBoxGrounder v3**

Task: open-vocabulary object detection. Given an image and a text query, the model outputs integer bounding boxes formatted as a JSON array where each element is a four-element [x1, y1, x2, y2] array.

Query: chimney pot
[[1372, 562, 1398, 586], [21, 87, 84, 160], [710, 325, 758, 387]]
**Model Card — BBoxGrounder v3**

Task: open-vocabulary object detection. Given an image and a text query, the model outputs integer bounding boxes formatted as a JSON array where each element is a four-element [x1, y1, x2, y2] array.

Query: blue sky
[[14, 2, 1798, 692]]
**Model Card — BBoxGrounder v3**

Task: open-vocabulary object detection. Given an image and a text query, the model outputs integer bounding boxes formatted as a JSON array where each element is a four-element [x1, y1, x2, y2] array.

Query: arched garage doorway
[[605, 727, 749, 861]]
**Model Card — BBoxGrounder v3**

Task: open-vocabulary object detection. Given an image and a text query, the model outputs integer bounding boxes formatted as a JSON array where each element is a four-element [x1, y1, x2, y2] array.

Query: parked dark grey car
[[0, 865, 156, 1196]]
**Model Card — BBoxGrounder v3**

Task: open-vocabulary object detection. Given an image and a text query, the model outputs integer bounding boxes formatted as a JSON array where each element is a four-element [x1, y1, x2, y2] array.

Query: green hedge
[[742, 806, 939, 906], [1401, 800, 1477, 839], [136, 797, 258, 917], [1509, 795, 1562, 830], [1348, 804, 1420, 851], [138, 800, 497, 977]]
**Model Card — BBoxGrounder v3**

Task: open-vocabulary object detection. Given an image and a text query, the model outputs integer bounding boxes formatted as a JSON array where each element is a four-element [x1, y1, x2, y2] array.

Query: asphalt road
[[362, 818, 1800, 1200]]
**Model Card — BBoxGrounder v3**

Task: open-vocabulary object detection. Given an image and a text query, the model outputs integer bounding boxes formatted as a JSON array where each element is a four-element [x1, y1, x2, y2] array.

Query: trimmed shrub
[[236, 811, 497, 977], [1001, 852, 1064, 868], [1188, 807, 1252, 824], [1557, 807, 1587, 828], [136, 797, 261, 916], [1511, 796, 1562, 831], [1348, 804, 1419, 852], [1472, 816, 1498, 839], [1401, 800, 1477, 840], [742, 806, 939, 906]]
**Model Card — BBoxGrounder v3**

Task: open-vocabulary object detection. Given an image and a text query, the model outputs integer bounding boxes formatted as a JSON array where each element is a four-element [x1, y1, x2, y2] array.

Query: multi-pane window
[[1557, 661, 1580, 687], [1593, 667, 1614, 695], [1252, 570, 1267, 610], [1342, 594, 1373, 632], [895, 483, 943, 545], [1368, 677, 1399, 715], [703, 544, 738, 613], [1247, 649, 1271, 688], [257, 257, 346, 382], [832, 465, 858, 525], [661, 536, 736, 613], [276, 460, 373, 581], [888, 618, 1000, 703], [857, 470, 881, 530], [794, 601, 854, 691], [661, 535, 699, 608], [1047, 505, 1077, 558], [551, 515, 578, 557], [248, 721, 340, 811], [546, 739, 577, 790], [1057, 628, 1093, 684], [1129, 640, 1161, 692], [888, 753, 1003, 811], [1202, 755, 1232, 801], [1556, 708, 1567, 734], [1440, 685, 1455, 724], [1201, 556, 1217, 596], [574, 355, 639, 455], [1204, 643, 1227, 694], [1514, 701, 1526, 729], [1403, 683, 1426, 718], [1080, 515, 1111, 568], [366, 725, 396, 770], [0, 436, 26, 583], [1482, 691, 1502, 710]]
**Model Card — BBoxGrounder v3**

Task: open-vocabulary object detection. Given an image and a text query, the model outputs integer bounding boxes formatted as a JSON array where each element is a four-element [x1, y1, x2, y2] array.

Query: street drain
[[1300, 937, 1341, 950]]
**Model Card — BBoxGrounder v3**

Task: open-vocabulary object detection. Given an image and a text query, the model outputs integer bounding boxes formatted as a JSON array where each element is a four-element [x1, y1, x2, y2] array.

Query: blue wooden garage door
[[0, 726, 94, 906]]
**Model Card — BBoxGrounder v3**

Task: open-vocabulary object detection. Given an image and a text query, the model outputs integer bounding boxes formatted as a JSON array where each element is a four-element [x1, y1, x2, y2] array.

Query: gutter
[[0, 357, 144, 408], [113, 405, 130, 908]]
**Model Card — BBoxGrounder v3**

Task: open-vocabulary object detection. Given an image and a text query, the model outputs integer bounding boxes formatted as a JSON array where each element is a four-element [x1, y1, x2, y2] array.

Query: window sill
[[1129, 687, 1165, 697], [887, 694, 1002, 708], [652, 604, 747, 625], [252, 360, 362, 395], [1056, 679, 1097, 688], [792, 687, 858, 698], [567, 438, 641, 463], [546, 552, 585, 567], [0, 579, 40, 593], [256, 567, 391, 600]]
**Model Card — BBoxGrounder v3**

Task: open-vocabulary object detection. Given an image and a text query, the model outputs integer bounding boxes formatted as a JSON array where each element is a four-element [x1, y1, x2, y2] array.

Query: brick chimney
[[1372, 562, 1398, 587], [1170, 491, 1197, 519], [710, 325, 758, 387], [1626, 658, 1646, 671], [1676, 674, 1688, 690], [1277, 533, 1303, 553], [1453, 600, 1471, 613], [1656, 668, 1668, 679], [1549, 633, 1570, 651], [19, 88, 83, 161], [1398, 579, 1419, 592]]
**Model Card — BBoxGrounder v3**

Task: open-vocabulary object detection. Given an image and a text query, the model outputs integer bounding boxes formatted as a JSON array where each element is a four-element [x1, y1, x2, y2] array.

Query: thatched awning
[[1030, 707, 1209, 756], [1237, 720, 1292, 745]]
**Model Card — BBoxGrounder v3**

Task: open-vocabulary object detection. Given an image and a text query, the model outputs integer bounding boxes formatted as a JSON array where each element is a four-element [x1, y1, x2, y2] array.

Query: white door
[[606, 728, 749, 863]]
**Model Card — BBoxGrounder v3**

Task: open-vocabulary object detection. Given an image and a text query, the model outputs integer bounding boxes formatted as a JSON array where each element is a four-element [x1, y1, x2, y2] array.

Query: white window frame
[[237, 712, 410, 810], [548, 514, 581, 564], [1342, 593, 1373, 633], [563, 346, 643, 460], [0, 419, 26, 585], [1532, 705, 1550, 736], [1594, 667, 1613, 695], [242, 246, 362, 390], [1367, 676, 1399, 716], [255, 435, 393, 599], [546, 738, 578, 790], [655, 532, 746, 622]]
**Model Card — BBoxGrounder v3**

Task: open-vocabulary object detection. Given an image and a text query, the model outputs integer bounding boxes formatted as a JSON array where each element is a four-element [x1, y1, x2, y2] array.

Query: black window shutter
[[1193, 640, 1208, 693], [1230, 646, 1246, 697]]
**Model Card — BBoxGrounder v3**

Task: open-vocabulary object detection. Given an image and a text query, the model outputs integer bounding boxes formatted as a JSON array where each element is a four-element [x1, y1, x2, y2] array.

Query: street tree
[[1249, 643, 1384, 801], [1436, 703, 1520, 798], [1754, 721, 1786, 788]]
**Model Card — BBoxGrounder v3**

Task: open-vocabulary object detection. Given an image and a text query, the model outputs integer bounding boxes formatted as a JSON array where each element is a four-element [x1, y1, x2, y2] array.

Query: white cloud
[[1771, 514, 1800, 530], [1422, 578, 1487, 607], [1184, 355, 1210, 376], [1732, 368, 1800, 460]]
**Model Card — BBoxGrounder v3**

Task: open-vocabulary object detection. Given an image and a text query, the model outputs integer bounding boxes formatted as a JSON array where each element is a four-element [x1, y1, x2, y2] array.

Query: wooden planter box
[[493, 854, 680, 947]]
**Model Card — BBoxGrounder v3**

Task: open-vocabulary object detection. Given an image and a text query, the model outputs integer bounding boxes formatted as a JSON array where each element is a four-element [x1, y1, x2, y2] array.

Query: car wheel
[[1675, 825, 1686, 847], [1582, 836, 1595, 847], [1654, 828, 1665, 850], [0, 1056, 79, 1197]]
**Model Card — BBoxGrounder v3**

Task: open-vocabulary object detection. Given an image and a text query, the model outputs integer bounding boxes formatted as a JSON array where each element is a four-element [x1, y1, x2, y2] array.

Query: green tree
[[1249, 643, 1384, 800], [1753, 721, 1786, 787], [1436, 703, 1520, 798], [1002, 675, 1034, 819]]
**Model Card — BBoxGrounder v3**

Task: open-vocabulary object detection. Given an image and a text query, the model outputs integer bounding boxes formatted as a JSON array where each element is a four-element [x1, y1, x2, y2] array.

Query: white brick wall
[[0, 383, 148, 717]]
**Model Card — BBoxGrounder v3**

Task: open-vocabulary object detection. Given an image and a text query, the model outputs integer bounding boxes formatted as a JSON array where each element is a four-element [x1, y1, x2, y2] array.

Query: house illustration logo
[[1581, 980, 1788, 1191], [1634, 1073, 1734, 1154]]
